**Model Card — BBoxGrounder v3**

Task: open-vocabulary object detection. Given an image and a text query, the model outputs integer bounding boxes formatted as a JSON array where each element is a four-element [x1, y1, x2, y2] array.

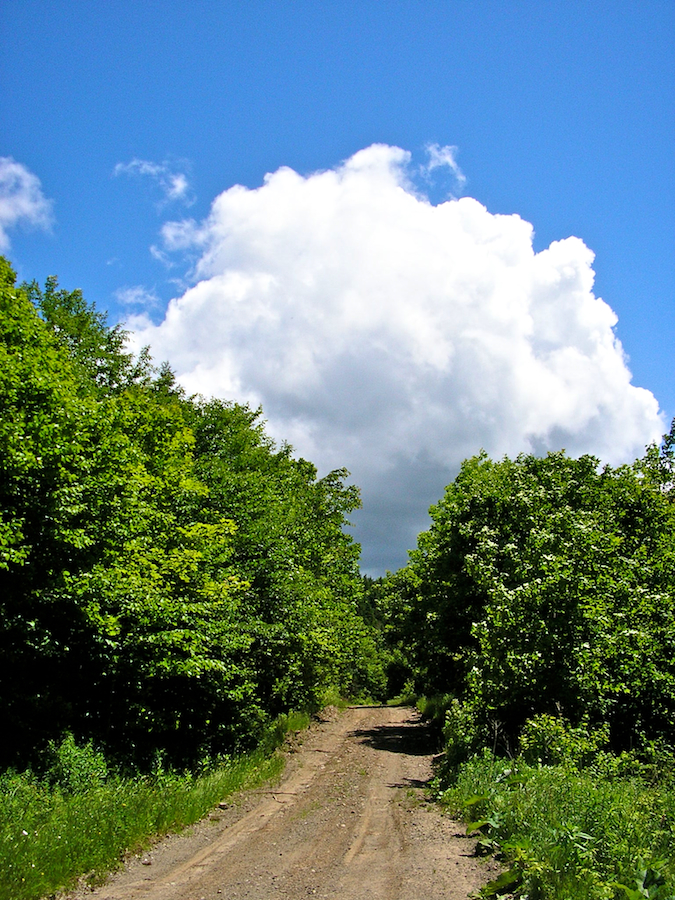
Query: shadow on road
[[350, 718, 438, 757], [386, 776, 433, 791]]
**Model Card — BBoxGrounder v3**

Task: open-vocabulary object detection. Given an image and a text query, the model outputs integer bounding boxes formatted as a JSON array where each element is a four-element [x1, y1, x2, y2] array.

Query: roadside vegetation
[[0, 255, 384, 775], [372, 430, 675, 898], [438, 745, 674, 900], [0, 256, 383, 897], [0, 711, 308, 900]]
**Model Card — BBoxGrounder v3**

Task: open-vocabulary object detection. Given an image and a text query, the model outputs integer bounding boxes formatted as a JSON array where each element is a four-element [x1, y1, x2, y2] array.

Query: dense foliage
[[4, 250, 675, 898], [378, 441, 675, 754], [0, 257, 383, 770], [375, 424, 675, 898]]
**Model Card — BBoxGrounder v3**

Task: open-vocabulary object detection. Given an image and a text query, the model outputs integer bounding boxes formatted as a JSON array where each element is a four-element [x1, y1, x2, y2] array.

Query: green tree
[[0, 260, 252, 765], [23, 275, 147, 393], [188, 399, 384, 709], [383, 446, 675, 750], [0, 258, 383, 769]]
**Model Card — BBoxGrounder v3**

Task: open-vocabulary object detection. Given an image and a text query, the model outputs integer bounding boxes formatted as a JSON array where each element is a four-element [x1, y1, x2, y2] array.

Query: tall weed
[[0, 714, 305, 900], [438, 751, 675, 900]]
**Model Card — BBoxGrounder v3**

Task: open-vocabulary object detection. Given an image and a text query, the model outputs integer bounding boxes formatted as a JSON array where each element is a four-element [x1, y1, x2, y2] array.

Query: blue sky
[[2, 1, 673, 572]]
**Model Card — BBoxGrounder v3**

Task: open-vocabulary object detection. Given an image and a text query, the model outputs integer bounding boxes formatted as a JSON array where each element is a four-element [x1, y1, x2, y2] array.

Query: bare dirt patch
[[67, 706, 498, 900]]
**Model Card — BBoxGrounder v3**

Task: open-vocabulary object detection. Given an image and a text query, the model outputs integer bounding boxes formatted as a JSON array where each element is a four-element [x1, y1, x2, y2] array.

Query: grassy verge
[[436, 750, 675, 900], [0, 710, 310, 900]]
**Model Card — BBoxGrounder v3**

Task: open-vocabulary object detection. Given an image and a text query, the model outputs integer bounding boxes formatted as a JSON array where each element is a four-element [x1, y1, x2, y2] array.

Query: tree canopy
[[377, 437, 675, 752], [3, 252, 673, 772], [0, 257, 384, 770]]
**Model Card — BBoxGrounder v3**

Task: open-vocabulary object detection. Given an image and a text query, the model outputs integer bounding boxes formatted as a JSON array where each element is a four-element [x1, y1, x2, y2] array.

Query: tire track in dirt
[[69, 706, 498, 900]]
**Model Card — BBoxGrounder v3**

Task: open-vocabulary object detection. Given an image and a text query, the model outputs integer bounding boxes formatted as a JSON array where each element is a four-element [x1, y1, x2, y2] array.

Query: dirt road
[[74, 706, 497, 900]]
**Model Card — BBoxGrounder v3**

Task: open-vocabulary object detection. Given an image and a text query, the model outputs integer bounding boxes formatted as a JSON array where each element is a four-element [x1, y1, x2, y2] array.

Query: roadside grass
[[385, 688, 418, 707], [437, 750, 675, 900], [416, 693, 453, 722], [318, 685, 351, 710], [0, 711, 310, 900]]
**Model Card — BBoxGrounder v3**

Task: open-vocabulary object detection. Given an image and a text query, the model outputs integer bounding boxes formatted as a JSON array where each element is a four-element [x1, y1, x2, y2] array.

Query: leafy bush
[[440, 698, 484, 773], [518, 714, 610, 770], [416, 693, 452, 722], [45, 733, 109, 794], [381, 445, 675, 752]]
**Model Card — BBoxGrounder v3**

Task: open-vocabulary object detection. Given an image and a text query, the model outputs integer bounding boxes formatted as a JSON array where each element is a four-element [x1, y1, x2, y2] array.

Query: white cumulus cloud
[[128, 144, 664, 573], [0, 157, 53, 252]]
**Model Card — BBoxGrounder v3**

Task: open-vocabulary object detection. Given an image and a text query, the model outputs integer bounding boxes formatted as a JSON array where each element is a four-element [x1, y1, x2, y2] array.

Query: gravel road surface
[[68, 706, 498, 900]]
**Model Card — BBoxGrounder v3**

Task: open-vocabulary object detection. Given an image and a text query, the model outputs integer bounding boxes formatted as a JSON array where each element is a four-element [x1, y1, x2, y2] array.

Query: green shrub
[[519, 714, 610, 770], [45, 733, 109, 793], [416, 693, 452, 722], [439, 698, 484, 775], [381, 444, 675, 753]]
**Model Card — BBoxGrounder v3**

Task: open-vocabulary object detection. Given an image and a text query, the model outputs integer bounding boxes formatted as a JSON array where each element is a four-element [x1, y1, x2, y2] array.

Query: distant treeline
[[0, 257, 384, 771]]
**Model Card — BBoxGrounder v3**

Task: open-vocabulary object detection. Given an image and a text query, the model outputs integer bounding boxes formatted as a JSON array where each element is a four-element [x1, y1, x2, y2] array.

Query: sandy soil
[[68, 706, 499, 900]]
